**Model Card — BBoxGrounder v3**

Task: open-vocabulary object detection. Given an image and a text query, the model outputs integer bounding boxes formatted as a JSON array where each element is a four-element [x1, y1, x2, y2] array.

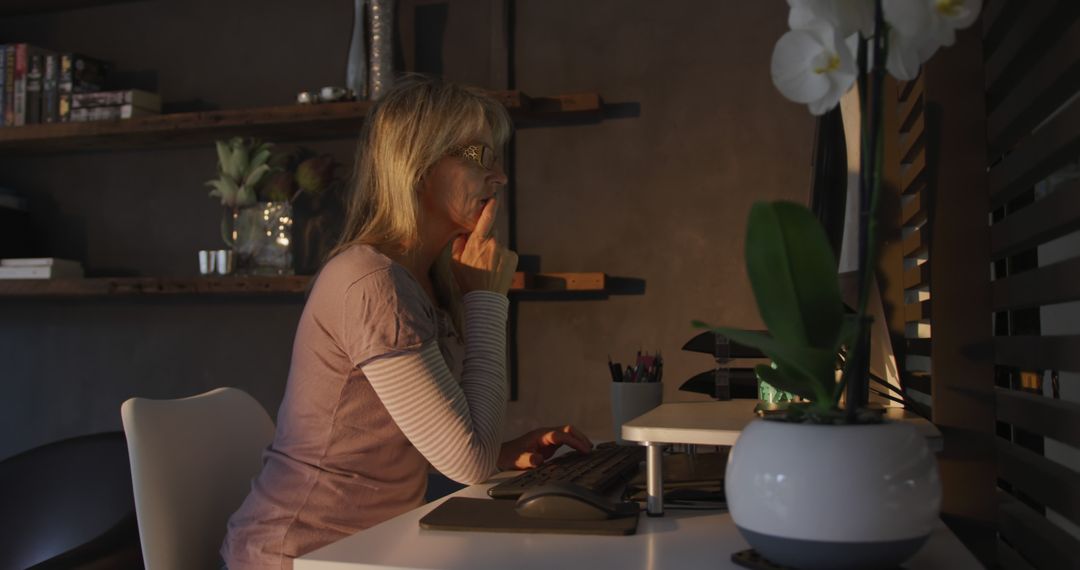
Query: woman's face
[[419, 128, 508, 240]]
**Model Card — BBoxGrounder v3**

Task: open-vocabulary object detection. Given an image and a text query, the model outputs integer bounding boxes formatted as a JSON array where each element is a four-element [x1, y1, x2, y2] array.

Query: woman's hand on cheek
[[450, 198, 518, 295], [497, 425, 594, 471]]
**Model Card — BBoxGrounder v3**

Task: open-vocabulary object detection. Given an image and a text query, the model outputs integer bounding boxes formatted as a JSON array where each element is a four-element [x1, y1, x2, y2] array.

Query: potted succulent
[[205, 140, 344, 275], [693, 1, 981, 568], [205, 137, 274, 272]]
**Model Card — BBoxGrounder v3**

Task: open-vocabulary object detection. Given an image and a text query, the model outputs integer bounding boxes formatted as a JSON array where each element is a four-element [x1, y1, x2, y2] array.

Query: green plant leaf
[[236, 184, 257, 208], [711, 327, 834, 386], [755, 363, 818, 402], [744, 201, 845, 349], [206, 178, 239, 207], [205, 180, 221, 199], [250, 148, 272, 172], [229, 142, 249, 181], [693, 322, 836, 404], [244, 164, 271, 189], [771, 352, 835, 405], [214, 140, 231, 174]]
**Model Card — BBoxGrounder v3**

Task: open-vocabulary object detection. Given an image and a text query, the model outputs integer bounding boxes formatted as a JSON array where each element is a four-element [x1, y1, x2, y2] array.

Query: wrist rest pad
[[419, 497, 639, 536]]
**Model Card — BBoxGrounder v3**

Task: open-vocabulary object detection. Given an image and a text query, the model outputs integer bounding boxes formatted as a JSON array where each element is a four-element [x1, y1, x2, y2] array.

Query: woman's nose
[[489, 164, 509, 186]]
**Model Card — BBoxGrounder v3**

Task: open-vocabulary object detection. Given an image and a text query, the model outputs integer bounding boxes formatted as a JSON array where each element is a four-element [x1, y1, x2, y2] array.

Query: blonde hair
[[330, 75, 513, 333]]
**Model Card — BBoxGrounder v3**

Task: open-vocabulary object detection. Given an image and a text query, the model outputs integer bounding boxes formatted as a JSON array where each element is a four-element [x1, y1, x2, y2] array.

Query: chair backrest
[[121, 387, 275, 570]]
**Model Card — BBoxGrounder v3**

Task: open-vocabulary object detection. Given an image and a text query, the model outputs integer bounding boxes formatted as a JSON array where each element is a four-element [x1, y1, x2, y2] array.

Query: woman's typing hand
[[451, 198, 518, 295], [497, 425, 594, 471]]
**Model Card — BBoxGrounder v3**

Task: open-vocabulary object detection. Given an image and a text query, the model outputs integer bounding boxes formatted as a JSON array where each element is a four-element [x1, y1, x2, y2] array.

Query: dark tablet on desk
[[626, 451, 727, 490], [419, 498, 639, 536]]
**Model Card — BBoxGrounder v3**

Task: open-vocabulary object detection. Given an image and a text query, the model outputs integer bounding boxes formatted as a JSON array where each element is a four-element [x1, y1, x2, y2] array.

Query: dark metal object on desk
[[681, 330, 766, 358], [681, 330, 767, 400], [679, 368, 759, 399]]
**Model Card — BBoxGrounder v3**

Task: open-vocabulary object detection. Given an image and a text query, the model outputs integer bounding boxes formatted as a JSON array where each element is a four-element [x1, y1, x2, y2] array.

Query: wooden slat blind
[[995, 336, 1080, 372], [987, 16, 1080, 158], [902, 226, 928, 257], [999, 497, 1080, 570], [996, 388, 1080, 449], [988, 98, 1080, 207], [981, 0, 1022, 59], [992, 256, 1080, 311], [991, 179, 1080, 258], [903, 263, 930, 290], [904, 299, 933, 322], [898, 87, 924, 131], [902, 150, 927, 194], [896, 72, 932, 408], [899, 117, 925, 164], [984, 2, 1080, 567], [984, 1, 1060, 102], [998, 540, 1037, 570], [997, 440, 1080, 528]]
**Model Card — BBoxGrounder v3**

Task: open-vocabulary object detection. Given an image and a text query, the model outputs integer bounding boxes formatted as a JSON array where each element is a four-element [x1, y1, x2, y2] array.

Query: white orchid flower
[[886, 27, 940, 80], [884, 0, 981, 49], [880, 0, 980, 80], [788, 0, 875, 38], [771, 21, 858, 116]]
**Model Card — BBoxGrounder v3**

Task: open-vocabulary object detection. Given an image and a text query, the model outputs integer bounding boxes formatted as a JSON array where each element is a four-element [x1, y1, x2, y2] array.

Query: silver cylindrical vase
[[368, 0, 394, 99]]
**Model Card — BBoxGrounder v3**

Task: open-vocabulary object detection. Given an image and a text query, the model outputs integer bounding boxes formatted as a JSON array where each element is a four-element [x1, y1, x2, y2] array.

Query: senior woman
[[221, 76, 592, 569]]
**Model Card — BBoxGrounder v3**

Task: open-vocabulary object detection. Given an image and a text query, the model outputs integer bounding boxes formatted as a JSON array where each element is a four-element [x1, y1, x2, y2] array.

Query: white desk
[[621, 400, 943, 516], [295, 477, 980, 570]]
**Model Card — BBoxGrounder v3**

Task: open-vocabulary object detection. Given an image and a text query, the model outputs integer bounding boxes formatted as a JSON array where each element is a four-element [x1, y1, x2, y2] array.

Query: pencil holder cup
[[610, 381, 662, 445]]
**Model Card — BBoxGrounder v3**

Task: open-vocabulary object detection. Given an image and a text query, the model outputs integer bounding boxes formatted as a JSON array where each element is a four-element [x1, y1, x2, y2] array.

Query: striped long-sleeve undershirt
[[360, 291, 508, 485]]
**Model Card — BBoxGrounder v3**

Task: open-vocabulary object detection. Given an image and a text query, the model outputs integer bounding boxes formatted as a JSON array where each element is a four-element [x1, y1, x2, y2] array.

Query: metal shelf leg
[[645, 442, 664, 516]]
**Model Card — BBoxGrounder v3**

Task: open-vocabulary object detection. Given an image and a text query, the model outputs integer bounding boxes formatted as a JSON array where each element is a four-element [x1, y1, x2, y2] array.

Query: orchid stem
[[845, 0, 888, 421]]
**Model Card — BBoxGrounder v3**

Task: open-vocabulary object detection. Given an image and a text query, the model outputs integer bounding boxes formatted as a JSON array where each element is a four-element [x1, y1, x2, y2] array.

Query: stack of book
[[71, 89, 161, 121], [0, 44, 161, 126], [0, 258, 84, 279]]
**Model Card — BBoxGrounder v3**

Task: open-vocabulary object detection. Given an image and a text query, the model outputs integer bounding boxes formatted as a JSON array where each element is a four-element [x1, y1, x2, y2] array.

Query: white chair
[[121, 387, 275, 570]]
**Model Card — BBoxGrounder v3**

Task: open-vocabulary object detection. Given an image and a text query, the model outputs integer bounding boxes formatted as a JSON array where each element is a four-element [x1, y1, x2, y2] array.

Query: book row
[[0, 44, 162, 126]]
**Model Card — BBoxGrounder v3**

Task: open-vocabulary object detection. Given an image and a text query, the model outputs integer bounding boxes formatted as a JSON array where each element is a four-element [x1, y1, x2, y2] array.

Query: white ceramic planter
[[725, 418, 940, 569]]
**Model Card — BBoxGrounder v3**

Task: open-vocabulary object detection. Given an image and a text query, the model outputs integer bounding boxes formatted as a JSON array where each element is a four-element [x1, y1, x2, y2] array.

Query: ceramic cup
[[610, 381, 662, 445], [214, 250, 234, 275], [198, 250, 216, 275]]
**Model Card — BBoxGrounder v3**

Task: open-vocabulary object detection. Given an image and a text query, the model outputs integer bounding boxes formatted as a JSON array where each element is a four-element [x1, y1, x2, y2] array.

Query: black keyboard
[[487, 444, 645, 499]]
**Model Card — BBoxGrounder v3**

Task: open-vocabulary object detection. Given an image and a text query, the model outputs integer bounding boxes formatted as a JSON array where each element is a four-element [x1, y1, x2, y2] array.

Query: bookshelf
[[0, 272, 607, 297], [0, 0, 141, 17], [0, 92, 602, 154], [0, 89, 611, 298]]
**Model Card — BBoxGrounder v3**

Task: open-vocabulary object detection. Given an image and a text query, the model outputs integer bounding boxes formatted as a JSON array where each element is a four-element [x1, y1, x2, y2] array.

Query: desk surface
[[295, 477, 979, 570]]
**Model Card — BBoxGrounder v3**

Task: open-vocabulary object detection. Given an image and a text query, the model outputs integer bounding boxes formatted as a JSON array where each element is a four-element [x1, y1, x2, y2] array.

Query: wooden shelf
[[0, 92, 603, 154], [0, 272, 607, 298], [0, 0, 141, 17]]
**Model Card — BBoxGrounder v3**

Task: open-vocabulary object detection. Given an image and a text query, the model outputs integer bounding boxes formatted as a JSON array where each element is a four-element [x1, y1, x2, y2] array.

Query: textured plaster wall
[[0, 0, 813, 458]]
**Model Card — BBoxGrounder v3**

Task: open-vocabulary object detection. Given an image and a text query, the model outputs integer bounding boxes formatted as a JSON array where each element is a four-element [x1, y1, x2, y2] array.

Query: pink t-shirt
[[221, 244, 464, 569]]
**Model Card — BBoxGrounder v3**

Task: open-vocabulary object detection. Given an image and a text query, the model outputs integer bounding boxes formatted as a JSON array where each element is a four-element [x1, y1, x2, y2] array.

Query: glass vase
[[230, 202, 294, 275]]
